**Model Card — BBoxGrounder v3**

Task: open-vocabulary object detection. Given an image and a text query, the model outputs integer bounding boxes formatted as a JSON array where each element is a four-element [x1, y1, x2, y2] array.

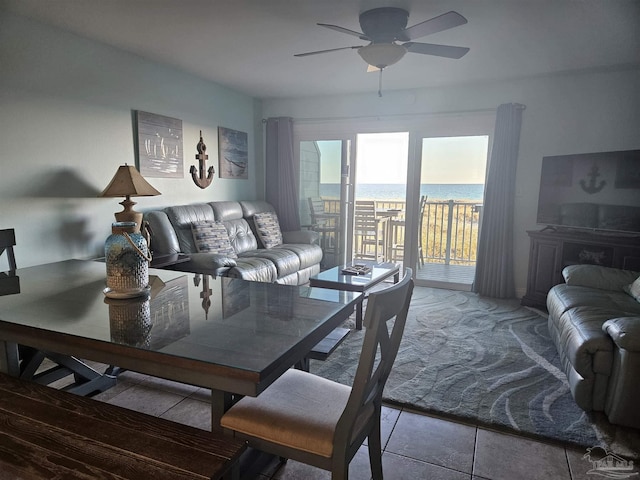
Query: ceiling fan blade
[[317, 23, 369, 41], [294, 45, 362, 57], [398, 11, 467, 41], [404, 42, 469, 59]]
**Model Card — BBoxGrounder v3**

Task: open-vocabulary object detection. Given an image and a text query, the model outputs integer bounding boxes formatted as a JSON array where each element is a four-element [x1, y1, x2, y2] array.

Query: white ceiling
[[4, 0, 640, 99]]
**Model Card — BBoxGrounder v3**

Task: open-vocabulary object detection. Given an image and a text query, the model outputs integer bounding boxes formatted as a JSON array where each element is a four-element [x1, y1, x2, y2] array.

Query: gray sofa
[[144, 200, 322, 285], [547, 264, 640, 428]]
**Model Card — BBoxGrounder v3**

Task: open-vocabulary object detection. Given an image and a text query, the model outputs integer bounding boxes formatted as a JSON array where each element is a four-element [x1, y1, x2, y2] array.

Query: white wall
[[263, 68, 640, 296], [0, 13, 263, 269]]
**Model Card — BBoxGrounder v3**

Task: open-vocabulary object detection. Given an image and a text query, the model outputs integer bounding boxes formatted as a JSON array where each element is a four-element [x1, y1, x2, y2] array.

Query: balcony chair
[[220, 268, 414, 480], [353, 200, 387, 262], [308, 197, 340, 257]]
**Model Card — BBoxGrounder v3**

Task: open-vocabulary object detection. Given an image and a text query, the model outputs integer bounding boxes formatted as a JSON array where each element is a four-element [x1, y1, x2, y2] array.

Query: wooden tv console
[[521, 228, 640, 309]]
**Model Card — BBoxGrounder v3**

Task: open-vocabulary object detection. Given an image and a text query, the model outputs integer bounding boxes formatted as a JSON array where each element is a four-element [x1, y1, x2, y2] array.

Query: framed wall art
[[218, 126, 248, 179], [136, 110, 184, 178]]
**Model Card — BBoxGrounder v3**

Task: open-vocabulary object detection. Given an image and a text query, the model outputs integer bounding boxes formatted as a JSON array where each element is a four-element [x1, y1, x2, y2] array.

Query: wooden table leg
[[211, 389, 235, 432], [0, 341, 19, 376]]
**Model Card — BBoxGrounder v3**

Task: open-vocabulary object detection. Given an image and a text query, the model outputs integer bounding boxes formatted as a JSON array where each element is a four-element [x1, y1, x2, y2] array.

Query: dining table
[[0, 259, 361, 431]]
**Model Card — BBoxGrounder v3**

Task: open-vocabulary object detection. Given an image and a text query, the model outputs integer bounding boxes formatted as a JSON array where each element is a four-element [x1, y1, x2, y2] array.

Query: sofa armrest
[[144, 211, 181, 255], [190, 252, 237, 269], [282, 230, 319, 245], [562, 265, 639, 292], [603, 317, 640, 352], [175, 252, 237, 276]]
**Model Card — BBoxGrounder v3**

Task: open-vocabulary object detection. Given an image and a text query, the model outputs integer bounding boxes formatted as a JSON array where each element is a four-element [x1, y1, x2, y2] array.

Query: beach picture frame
[[218, 126, 248, 179], [136, 110, 184, 178]]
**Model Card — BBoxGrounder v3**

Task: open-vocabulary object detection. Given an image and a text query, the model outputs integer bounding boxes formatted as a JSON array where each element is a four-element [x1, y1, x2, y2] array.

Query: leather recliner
[[547, 264, 640, 428]]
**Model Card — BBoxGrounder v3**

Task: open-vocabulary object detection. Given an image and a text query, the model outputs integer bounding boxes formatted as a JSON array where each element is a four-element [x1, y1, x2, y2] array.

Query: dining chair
[[220, 268, 414, 480], [353, 200, 386, 261], [0, 229, 19, 297], [0, 229, 17, 272], [308, 197, 340, 256]]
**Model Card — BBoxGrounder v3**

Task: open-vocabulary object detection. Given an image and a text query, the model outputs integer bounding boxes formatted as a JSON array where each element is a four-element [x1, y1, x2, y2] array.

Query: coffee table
[[0, 260, 361, 431], [309, 260, 401, 329]]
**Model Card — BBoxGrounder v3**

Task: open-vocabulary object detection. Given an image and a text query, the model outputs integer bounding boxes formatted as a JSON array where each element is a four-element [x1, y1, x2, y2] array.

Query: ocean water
[[320, 183, 484, 202]]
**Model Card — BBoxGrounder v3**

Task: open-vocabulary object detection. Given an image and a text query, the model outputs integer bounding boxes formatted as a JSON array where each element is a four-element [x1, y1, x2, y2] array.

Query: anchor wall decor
[[579, 164, 606, 194], [190, 130, 215, 189]]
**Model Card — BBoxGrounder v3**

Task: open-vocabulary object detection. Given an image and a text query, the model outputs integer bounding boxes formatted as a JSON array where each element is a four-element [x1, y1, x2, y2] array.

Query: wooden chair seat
[[222, 368, 373, 458]]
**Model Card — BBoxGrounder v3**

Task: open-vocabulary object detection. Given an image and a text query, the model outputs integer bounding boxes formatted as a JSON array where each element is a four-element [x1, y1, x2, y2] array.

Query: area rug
[[311, 286, 640, 459]]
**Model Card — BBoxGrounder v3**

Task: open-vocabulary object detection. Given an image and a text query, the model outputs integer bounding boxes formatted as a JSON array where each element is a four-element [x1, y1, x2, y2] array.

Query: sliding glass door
[[401, 113, 494, 289], [352, 133, 409, 264], [413, 135, 490, 290], [293, 112, 495, 281], [298, 138, 353, 268]]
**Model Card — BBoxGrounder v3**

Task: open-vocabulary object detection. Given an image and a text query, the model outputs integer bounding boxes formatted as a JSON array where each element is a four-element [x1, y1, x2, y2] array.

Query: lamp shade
[[100, 164, 160, 232], [100, 165, 161, 198], [357, 43, 407, 68]]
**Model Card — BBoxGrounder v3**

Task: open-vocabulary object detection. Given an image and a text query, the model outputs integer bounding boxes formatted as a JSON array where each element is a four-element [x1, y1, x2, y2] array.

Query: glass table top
[[0, 260, 360, 376], [311, 261, 400, 288]]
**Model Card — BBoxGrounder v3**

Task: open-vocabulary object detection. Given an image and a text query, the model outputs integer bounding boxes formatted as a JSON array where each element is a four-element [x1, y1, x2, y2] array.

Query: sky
[[422, 135, 489, 184], [319, 133, 489, 184]]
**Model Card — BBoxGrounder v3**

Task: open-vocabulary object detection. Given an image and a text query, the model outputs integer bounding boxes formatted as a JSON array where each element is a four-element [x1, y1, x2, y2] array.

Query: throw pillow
[[191, 221, 237, 258], [253, 212, 283, 249], [624, 276, 640, 302]]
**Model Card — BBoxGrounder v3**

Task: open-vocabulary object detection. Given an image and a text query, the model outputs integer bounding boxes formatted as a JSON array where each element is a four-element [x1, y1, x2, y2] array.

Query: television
[[536, 149, 640, 234]]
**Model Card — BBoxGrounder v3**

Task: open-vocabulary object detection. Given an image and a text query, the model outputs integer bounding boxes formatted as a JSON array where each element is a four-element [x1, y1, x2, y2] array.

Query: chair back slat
[[354, 201, 385, 260], [354, 200, 376, 216], [308, 197, 326, 216], [0, 229, 17, 271]]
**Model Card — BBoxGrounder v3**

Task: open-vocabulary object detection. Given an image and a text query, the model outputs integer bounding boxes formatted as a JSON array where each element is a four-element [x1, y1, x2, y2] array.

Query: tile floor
[[86, 367, 615, 480]]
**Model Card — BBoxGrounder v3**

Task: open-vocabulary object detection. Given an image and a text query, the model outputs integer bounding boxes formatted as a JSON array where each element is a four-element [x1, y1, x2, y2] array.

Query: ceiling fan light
[[357, 43, 406, 68]]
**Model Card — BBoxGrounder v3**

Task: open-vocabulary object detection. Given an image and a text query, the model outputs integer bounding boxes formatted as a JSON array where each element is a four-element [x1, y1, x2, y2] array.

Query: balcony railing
[[320, 199, 482, 266], [422, 200, 482, 265]]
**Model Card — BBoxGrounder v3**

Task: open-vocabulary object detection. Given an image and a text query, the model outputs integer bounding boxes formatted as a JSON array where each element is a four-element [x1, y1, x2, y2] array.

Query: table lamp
[[99, 164, 161, 232]]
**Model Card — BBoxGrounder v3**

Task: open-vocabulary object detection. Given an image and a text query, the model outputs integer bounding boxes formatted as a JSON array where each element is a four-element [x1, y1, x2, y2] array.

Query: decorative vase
[[104, 221, 151, 298]]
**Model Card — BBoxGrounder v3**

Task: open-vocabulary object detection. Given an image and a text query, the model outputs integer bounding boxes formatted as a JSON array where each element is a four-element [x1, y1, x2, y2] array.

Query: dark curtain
[[265, 117, 300, 231], [473, 103, 525, 298]]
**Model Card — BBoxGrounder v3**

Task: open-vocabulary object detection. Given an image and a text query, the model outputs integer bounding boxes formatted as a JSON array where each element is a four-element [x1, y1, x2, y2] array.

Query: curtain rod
[[261, 104, 525, 124]]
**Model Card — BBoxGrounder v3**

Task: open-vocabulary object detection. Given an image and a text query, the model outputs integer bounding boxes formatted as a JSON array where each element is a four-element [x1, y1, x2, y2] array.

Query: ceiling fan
[[295, 7, 469, 94]]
